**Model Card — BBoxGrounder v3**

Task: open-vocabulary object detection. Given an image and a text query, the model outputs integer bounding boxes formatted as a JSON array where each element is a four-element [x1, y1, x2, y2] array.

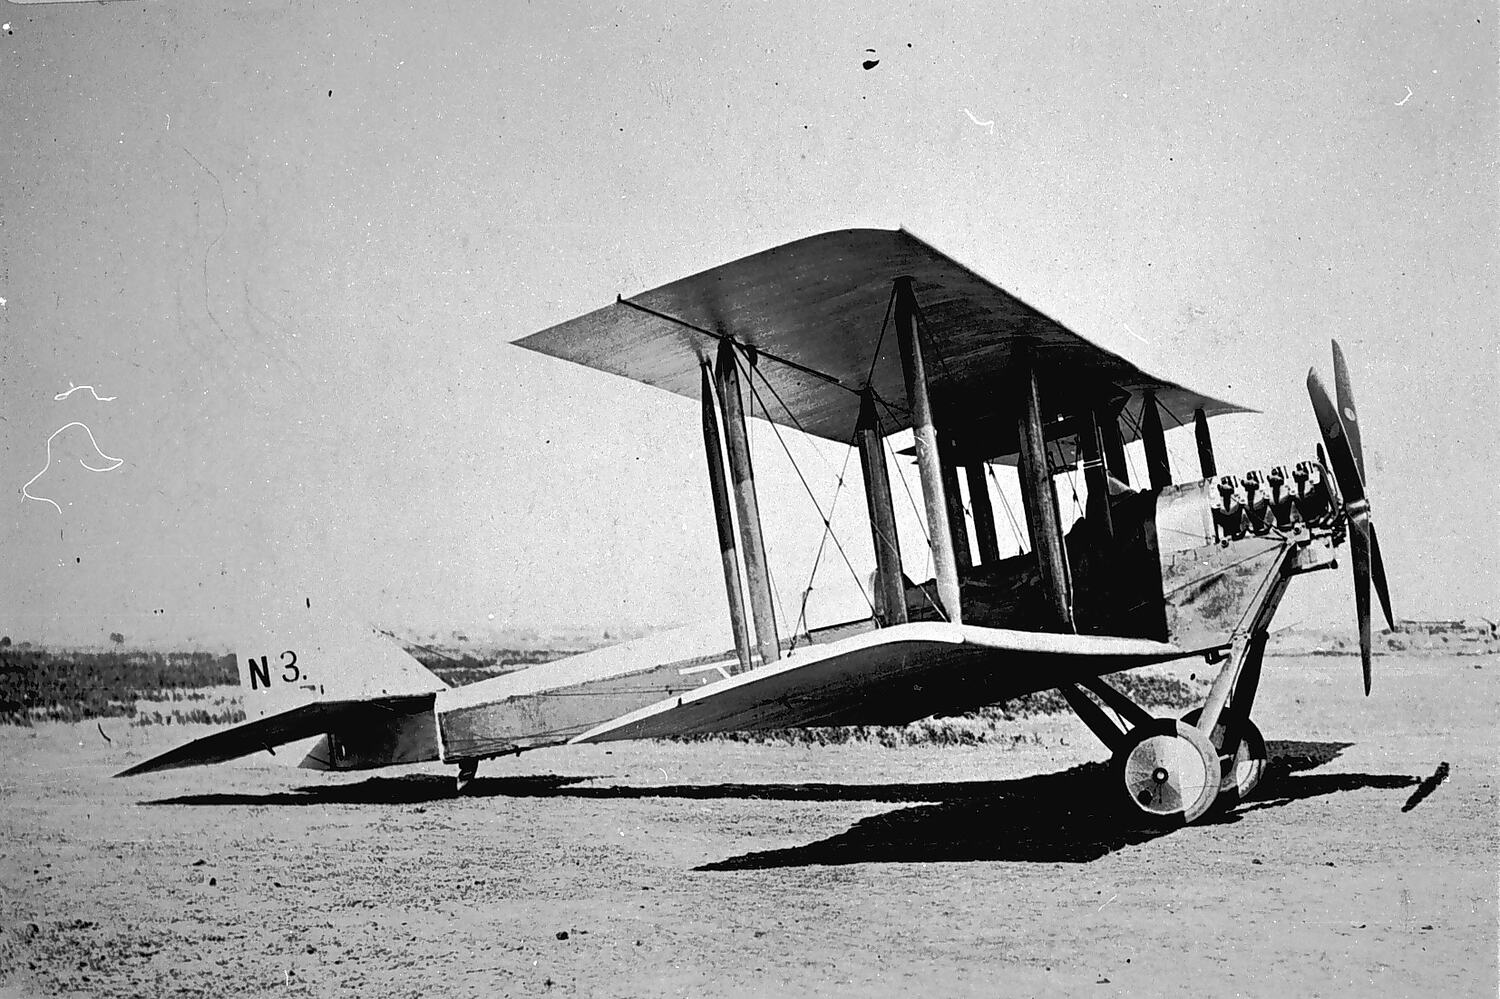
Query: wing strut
[[894, 278, 961, 622], [1141, 391, 1173, 489], [1015, 344, 1074, 631], [856, 390, 907, 626], [700, 360, 754, 674], [1194, 406, 1217, 479], [965, 462, 1003, 566], [716, 339, 781, 666], [1080, 409, 1115, 542]]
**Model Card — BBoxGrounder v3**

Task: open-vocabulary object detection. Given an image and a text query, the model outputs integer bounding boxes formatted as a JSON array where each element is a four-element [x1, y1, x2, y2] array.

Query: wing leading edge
[[571, 622, 1194, 743]]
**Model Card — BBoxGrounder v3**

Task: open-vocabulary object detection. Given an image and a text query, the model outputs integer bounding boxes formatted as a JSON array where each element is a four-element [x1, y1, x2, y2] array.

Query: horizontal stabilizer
[[114, 695, 435, 777]]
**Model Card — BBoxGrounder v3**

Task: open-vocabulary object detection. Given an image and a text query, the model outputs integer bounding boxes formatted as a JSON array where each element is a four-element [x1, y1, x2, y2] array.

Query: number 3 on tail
[[247, 650, 300, 689]]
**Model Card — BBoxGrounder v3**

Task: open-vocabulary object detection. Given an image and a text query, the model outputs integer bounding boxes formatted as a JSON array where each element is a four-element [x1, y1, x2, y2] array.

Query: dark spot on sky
[[328, 90, 333, 97], [863, 59, 879, 70]]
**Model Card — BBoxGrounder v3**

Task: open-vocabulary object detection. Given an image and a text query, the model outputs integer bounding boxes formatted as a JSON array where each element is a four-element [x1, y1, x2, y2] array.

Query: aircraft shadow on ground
[[145, 738, 1422, 868], [698, 740, 1427, 870]]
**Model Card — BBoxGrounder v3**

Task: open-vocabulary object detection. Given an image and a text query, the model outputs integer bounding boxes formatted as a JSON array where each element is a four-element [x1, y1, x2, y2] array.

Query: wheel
[[1114, 718, 1220, 826], [1182, 708, 1268, 805]]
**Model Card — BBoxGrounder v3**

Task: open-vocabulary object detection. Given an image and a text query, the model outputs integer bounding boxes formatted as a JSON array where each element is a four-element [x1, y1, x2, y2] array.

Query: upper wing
[[515, 228, 1250, 461], [570, 622, 1193, 743], [114, 695, 434, 776]]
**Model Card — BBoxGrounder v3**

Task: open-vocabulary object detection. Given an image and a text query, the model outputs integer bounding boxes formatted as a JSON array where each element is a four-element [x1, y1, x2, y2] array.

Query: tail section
[[118, 605, 447, 778], [235, 605, 446, 721]]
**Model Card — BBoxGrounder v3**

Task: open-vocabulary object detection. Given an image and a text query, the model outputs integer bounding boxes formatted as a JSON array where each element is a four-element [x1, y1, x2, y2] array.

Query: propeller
[[1307, 339, 1395, 695]]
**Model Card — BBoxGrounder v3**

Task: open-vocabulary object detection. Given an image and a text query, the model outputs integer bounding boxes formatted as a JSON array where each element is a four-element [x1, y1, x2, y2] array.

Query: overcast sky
[[2, 1, 1494, 646]]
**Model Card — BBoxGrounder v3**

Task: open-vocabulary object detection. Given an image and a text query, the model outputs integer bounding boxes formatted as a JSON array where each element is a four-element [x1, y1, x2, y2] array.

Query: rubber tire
[[1114, 718, 1221, 827], [1182, 708, 1268, 807]]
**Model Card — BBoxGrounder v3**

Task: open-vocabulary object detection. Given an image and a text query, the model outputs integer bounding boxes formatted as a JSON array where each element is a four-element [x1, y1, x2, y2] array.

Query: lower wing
[[572, 622, 1197, 743]]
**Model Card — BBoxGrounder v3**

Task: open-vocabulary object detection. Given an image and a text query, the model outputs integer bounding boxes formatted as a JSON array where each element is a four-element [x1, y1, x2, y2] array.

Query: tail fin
[[235, 604, 445, 722]]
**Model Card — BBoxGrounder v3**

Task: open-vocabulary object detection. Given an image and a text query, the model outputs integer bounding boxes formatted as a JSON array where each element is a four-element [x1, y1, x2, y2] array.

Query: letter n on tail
[[247, 655, 271, 690]]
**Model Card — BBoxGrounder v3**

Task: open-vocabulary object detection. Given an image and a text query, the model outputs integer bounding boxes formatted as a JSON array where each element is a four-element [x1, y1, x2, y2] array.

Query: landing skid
[[455, 758, 479, 793]]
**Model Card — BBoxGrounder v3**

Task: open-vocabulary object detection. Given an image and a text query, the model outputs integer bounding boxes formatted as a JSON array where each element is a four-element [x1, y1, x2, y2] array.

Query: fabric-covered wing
[[571, 622, 1192, 743], [515, 228, 1249, 460], [114, 695, 434, 776]]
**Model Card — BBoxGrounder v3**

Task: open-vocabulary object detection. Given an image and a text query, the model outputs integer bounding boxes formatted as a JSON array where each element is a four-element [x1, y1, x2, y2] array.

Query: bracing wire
[[872, 392, 933, 553], [869, 391, 950, 622], [1051, 439, 1086, 521], [1155, 394, 1188, 430], [987, 463, 1029, 554], [740, 351, 876, 621], [862, 282, 899, 392], [788, 431, 859, 651]]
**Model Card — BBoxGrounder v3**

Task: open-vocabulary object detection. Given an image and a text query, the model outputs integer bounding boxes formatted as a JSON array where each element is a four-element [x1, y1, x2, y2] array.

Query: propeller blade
[[1310, 366, 1382, 695], [1308, 369, 1366, 507], [1315, 442, 1342, 509], [1369, 523, 1396, 631], [1331, 340, 1367, 483], [1350, 520, 1373, 695]]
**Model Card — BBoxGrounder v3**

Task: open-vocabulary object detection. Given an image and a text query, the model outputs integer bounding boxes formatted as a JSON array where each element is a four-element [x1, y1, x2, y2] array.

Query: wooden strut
[[1059, 684, 1126, 752], [1014, 344, 1073, 631], [700, 360, 754, 674], [1141, 391, 1172, 489], [856, 390, 907, 626], [939, 438, 973, 575], [893, 277, 962, 623], [1195, 552, 1293, 747], [1100, 409, 1130, 486], [965, 463, 1001, 566], [715, 339, 781, 666], [1194, 406, 1217, 480], [1080, 409, 1114, 542]]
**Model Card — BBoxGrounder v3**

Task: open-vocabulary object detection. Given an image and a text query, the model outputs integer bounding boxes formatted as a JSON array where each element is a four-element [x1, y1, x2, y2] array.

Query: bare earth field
[[1, 652, 1494, 998]]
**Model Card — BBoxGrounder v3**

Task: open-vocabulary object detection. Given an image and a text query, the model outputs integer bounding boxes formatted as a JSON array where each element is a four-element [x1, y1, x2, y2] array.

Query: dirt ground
[[1, 652, 1494, 998]]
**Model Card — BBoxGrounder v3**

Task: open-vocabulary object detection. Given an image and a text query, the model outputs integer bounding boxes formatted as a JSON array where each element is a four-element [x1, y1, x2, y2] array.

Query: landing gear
[[1182, 708, 1267, 806], [1113, 719, 1220, 825], [455, 758, 479, 793]]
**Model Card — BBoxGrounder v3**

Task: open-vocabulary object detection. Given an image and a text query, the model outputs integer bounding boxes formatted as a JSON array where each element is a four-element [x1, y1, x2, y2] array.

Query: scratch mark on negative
[[54, 382, 117, 402], [22, 423, 123, 515], [960, 108, 995, 135], [1395, 86, 1413, 107], [181, 146, 229, 338], [1122, 323, 1149, 345]]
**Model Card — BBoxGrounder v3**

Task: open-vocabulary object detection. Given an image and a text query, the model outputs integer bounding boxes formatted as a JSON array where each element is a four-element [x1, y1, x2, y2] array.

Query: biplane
[[119, 228, 1394, 826]]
